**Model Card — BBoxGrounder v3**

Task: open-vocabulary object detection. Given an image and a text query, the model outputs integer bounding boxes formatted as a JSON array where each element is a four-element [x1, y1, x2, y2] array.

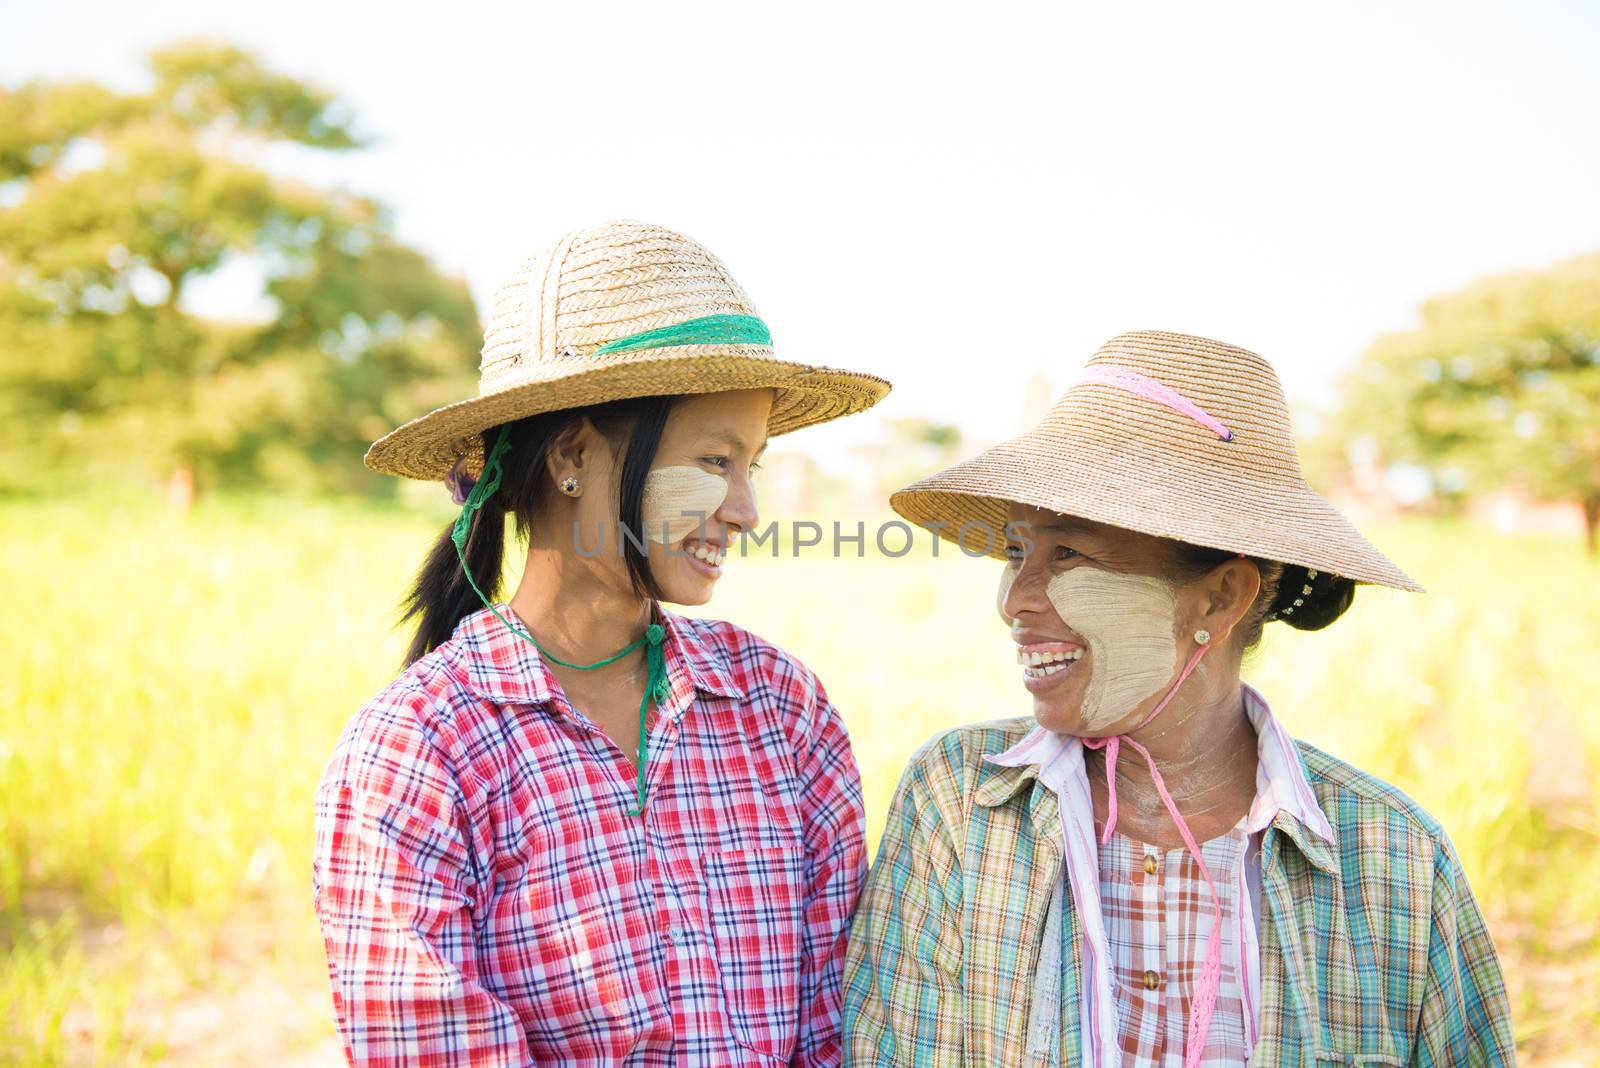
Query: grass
[[2, 493, 1597, 1063]]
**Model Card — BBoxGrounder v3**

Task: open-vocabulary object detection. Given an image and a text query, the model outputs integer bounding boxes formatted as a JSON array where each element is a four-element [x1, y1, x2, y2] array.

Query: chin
[[1031, 697, 1089, 735], [654, 569, 717, 607], [660, 585, 714, 607]]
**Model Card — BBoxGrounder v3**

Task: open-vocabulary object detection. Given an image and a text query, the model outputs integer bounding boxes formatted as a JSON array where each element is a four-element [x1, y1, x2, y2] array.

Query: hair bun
[[1268, 565, 1356, 631]]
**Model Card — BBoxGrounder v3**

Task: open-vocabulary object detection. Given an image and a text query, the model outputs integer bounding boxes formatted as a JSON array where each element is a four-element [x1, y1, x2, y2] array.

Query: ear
[[544, 417, 604, 488], [1195, 557, 1261, 646]]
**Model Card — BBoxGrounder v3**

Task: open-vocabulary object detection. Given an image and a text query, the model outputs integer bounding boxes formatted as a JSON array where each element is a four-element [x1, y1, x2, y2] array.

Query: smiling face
[[1000, 503, 1213, 735], [641, 388, 773, 606]]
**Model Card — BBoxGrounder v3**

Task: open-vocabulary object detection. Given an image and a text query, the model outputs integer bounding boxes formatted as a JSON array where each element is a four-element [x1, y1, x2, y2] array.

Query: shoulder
[[666, 612, 855, 761], [1294, 740, 1461, 878], [896, 717, 1037, 812], [675, 614, 820, 688], [669, 613, 836, 720], [318, 646, 478, 815], [1296, 740, 1445, 837]]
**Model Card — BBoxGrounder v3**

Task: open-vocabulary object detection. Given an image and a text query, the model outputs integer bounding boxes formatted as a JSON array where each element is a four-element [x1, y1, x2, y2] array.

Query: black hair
[[1264, 563, 1357, 631], [1165, 543, 1356, 650], [400, 395, 676, 666]]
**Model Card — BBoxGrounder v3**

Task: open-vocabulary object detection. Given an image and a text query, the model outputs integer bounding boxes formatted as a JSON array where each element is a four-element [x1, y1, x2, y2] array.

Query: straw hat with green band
[[367, 219, 890, 816], [891, 330, 1420, 608], [364, 218, 891, 480]]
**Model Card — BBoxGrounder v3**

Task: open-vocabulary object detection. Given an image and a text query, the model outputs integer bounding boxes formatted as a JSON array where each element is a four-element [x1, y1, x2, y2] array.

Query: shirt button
[[1142, 854, 1158, 875], [1142, 970, 1160, 990]]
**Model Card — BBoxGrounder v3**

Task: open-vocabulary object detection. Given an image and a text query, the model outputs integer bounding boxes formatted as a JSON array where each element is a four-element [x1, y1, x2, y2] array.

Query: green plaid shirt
[[843, 716, 1515, 1066]]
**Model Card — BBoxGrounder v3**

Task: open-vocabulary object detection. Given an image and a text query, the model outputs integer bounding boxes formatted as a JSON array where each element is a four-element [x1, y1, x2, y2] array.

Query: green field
[[3, 494, 1597, 1064]]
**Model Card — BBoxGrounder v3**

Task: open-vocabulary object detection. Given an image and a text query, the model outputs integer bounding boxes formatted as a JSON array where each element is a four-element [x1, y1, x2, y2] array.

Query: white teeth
[[1017, 645, 1088, 677], [1015, 647, 1085, 668], [1022, 661, 1071, 678], [686, 544, 724, 565]]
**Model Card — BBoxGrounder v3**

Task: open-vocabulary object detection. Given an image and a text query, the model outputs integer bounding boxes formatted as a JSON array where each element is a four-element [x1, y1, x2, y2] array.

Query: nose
[[717, 466, 760, 538], [1000, 555, 1053, 626]]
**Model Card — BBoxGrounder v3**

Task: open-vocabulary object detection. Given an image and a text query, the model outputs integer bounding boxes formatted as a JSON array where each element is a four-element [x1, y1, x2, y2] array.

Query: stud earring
[[559, 476, 579, 496], [1194, 628, 1212, 646]]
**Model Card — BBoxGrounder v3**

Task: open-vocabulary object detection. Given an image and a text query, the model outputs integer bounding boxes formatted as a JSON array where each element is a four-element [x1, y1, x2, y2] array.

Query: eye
[[700, 455, 730, 469], [1055, 545, 1080, 561], [1004, 543, 1024, 562], [749, 460, 763, 472]]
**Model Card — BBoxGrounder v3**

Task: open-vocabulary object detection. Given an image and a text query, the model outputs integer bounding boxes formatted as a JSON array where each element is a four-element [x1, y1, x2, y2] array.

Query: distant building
[[1322, 457, 1402, 525]]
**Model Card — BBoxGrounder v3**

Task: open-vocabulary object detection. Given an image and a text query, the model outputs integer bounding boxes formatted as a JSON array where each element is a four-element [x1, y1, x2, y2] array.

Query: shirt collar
[[655, 605, 745, 702], [975, 683, 1339, 873], [450, 602, 745, 709]]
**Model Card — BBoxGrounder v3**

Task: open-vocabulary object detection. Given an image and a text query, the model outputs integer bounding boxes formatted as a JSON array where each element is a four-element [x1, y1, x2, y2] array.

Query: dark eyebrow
[[1032, 519, 1102, 538]]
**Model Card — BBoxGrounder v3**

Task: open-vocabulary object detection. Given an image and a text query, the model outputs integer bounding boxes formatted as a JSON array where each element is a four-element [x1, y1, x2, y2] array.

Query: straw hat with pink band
[[890, 329, 1420, 1068]]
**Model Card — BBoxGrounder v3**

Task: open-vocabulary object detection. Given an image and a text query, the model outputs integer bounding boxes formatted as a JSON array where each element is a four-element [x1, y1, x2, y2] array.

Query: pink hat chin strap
[[1081, 644, 1222, 1068]]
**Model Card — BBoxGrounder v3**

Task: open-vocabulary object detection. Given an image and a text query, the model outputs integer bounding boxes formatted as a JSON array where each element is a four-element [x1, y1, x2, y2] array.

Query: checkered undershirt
[[1098, 823, 1251, 1066]]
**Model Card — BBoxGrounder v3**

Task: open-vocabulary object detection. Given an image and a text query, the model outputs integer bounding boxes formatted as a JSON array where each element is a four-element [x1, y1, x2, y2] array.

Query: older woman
[[843, 332, 1514, 1066]]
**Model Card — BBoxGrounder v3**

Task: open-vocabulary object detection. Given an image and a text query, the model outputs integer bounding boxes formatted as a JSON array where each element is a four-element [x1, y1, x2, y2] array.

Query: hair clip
[[445, 452, 476, 506]]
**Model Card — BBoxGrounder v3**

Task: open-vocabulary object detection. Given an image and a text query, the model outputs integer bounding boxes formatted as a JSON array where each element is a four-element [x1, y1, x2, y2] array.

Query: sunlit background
[[3, 2, 1598, 1064]]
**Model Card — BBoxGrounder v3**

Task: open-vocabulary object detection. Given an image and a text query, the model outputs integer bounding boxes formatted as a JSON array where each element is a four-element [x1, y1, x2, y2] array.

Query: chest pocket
[[701, 836, 808, 1063]]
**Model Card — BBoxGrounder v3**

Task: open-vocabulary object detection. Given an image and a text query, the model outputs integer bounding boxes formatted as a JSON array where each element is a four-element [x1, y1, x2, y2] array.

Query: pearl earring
[[1194, 628, 1211, 645], [559, 476, 579, 496]]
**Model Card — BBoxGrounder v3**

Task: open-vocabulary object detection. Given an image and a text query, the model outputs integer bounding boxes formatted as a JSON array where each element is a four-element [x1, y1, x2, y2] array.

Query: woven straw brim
[[365, 345, 890, 480], [891, 430, 1421, 591]]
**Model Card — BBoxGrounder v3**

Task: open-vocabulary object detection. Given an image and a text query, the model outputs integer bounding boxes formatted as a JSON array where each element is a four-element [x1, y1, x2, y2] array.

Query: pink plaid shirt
[[313, 602, 867, 1067]]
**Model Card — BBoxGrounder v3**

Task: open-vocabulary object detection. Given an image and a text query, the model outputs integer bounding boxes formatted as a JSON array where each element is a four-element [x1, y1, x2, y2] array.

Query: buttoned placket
[[1137, 845, 1164, 1002], [534, 637, 712, 1056]]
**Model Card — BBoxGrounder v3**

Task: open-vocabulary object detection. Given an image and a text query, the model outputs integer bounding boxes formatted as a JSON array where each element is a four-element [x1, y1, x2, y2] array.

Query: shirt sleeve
[[312, 707, 531, 1067], [842, 749, 966, 1067], [790, 670, 869, 1068], [1411, 832, 1517, 1066]]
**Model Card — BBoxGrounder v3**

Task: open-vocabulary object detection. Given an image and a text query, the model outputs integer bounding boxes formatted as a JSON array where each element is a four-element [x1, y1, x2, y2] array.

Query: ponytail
[[401, 428, 511, 665]]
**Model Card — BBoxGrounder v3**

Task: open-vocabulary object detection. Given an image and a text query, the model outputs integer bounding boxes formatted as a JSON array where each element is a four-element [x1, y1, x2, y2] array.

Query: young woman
[[313, 220, 890, 1066], [844, 331, 1514, 1066]]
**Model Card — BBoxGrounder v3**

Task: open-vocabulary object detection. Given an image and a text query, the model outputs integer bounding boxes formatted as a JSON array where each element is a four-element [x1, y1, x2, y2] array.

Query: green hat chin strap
[[451, 422, 669, 816]]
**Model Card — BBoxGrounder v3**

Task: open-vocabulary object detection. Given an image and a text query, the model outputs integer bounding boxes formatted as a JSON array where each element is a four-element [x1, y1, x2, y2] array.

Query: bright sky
[[6, 0, 1599, 468]]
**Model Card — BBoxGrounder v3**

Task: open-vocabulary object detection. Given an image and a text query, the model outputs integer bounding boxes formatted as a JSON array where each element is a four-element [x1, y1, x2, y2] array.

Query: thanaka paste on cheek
[[1044, 568, 1179, 731], [641, 466, 728, 544]]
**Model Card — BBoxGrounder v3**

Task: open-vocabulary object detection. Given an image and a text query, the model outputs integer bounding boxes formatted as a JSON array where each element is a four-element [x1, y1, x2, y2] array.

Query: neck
[[507, 542, 650, 664], [1090, 663, 1258, 805]]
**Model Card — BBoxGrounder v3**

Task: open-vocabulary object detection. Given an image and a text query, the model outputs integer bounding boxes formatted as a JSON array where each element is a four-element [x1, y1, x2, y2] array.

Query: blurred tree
[[880, 415, 965, 499], [0, 41, 479, 499], [1336, 253, 1600, 552]]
